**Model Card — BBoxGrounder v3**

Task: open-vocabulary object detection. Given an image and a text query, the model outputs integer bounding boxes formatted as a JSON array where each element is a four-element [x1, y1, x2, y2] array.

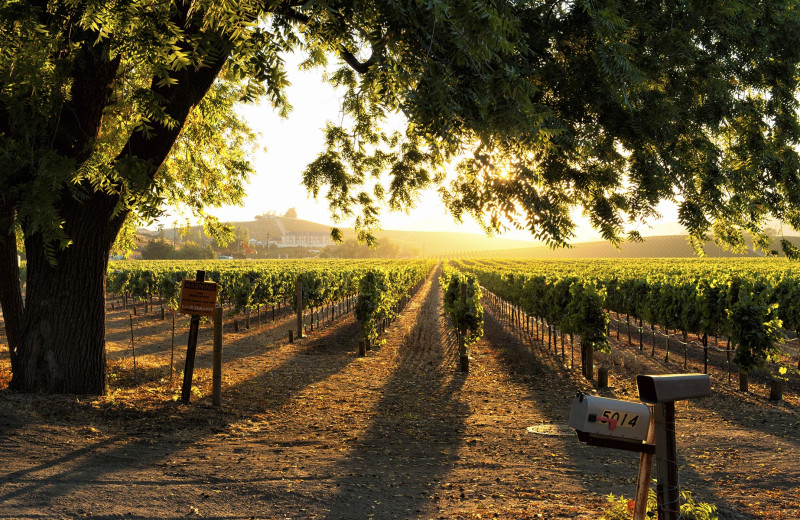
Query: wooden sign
[[179, 279, 218, 316]]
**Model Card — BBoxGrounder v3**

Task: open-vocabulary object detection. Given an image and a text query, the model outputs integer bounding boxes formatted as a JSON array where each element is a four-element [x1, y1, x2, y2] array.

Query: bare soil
[[0, 267, 798, 519]]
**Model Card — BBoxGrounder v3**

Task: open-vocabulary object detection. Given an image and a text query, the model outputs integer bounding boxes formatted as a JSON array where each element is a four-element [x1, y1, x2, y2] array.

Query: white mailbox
[[569, 393, 651, 442]]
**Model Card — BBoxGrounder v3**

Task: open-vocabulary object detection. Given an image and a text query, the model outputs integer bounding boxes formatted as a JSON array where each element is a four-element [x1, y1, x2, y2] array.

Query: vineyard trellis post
[[129, 313, 137, 382], [459, 282, 469, 373], [170, 310, 175, 381], [582, 338, 593, 380], [295, 279, 304, 339]]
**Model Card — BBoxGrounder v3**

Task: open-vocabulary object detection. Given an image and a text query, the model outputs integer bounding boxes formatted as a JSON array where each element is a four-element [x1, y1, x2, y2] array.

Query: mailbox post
[[569, 373, 710, 520], [636, 374, 711, 520]]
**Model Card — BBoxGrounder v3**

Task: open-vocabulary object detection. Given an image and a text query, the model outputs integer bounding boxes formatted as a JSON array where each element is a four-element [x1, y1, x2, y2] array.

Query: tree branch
[[338, 39, 386, 74], [279, 7, 386, 74]]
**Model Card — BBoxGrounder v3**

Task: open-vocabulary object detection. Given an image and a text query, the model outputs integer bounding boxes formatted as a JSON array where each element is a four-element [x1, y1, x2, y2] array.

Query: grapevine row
[[451, 258, 799, 386], [107, 259, 433, 343]]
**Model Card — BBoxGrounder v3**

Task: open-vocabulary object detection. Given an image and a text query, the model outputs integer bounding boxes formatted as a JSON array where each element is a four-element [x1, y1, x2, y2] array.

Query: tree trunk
[[2, 12, 229, 394], [11, 193, 124, 394], [0, 195, 24, 375]]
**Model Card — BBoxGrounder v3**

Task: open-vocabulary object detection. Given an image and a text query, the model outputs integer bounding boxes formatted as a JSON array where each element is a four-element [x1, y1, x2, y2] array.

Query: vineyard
[[102, 258, 432, 343], [448, 258, 800, 394], [1, 257, 799, 518]]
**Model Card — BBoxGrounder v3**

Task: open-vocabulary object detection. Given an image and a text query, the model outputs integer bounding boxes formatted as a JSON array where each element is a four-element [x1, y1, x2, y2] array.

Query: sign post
[[212, 306, 223, 406], [179, 270, 218, 404]]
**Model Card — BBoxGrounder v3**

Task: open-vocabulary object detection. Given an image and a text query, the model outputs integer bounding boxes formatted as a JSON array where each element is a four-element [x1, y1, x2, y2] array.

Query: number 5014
[[602, 409, 640, 428]]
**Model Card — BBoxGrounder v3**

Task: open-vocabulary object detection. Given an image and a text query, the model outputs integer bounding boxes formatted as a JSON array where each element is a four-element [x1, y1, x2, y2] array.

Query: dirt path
[[1, 266, 798, 519]]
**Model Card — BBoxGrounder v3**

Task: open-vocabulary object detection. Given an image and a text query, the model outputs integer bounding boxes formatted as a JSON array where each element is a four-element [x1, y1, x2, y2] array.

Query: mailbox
[[636, 374, 711, 404], [569, 393, 651, 442]]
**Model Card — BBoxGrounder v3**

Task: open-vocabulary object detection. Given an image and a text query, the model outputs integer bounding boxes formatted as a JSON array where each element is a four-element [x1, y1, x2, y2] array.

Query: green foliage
[[566, 281, 609, 352], [354, 263, 430, 341], [727, 288, 784, 373], [140, 239, 177, 260], [139, 239, 215, 260], [604, 489, 718, 520], [319, 238, 419, 259], [107, 258, 430, 315], [454, 256, 800, 371], [300, 1, 800, 249], [1, 1, 269, 260], [4, 0, 800, 260], [458, 261, 607, 349], [441, 266, 484, 347]]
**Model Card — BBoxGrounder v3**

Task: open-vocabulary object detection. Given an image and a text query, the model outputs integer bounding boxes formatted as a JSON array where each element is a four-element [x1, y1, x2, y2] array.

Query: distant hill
[[462, 234, 800, 259], [158, 216, 539, 256], [153, 217, 799, 259], [359, 229, 536, 256]]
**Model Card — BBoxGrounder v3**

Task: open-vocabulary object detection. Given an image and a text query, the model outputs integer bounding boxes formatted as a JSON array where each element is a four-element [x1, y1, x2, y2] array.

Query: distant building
[[227, 215, 333, 248]]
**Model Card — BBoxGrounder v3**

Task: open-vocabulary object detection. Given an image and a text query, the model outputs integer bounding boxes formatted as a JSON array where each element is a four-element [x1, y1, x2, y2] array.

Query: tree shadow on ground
[[322, 269, 469, 519], [0, 318, 363, 514]]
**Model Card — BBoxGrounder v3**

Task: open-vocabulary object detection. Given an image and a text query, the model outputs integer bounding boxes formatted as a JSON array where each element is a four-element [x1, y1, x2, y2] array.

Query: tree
[[284, 207, 298, 219], [2, 1, 800, 393], [174, 241, 215, 260], [140, 238, 177, 260]]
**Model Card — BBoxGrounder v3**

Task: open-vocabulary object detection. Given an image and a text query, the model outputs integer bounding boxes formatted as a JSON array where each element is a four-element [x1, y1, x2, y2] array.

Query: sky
[[168, 55, 686, 244]]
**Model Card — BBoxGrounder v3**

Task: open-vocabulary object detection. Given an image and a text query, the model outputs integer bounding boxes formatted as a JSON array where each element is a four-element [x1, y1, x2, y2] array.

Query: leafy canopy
[[2, 1, 799, 251], [303, 0, 800, 250]]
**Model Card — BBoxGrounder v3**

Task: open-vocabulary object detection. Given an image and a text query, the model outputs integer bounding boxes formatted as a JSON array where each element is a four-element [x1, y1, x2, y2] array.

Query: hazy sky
[[186, 55, 684, 243]]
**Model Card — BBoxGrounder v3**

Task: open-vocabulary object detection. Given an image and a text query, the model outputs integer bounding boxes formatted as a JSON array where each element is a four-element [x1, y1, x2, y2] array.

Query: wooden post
[[296, 279, 304, 339], [583, 340, 594, 380], [597, 367, 608, 389], [769, 378, 784, 401], [358, 340, 366, 356], [633, 411, 656, 520], [739, 370, 749, 392], [181, 270, 205, 404], [212, 306, 223, 407], [654, 402, 679, 520], [459, 283, 469, 373], [170, 309, 175, 381], [703, 334, 708, 374], [289, 329, 294, 343], [129, 313, 137, 381]]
